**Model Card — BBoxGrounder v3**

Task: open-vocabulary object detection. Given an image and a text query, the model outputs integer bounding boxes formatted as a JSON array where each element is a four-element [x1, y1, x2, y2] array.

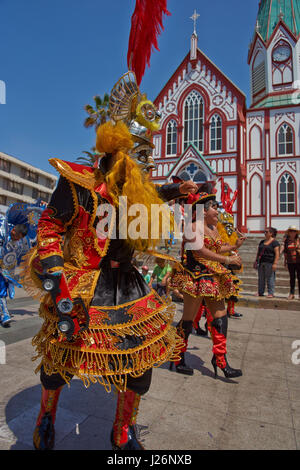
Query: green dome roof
[[257, 0, 300, 42]]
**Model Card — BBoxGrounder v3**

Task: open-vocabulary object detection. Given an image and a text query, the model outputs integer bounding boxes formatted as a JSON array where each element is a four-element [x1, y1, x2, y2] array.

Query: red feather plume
[[127, 0, 170, 85], [219, 177, 238, 214]]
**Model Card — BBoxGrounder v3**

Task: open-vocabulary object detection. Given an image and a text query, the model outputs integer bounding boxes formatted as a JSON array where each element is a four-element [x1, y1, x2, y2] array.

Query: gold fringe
[[32, 300, 184, 393], [19, 247, 45, 301]]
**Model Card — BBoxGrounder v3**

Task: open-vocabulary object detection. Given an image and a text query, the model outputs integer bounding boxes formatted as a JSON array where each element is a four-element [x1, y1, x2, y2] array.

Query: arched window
[[278, 124, 294, 156], [193, 170, 207, 183], [250, 173, 263, 215], [183, 91, 204, 151], [178, 171, 190, 181], [210, 114, 222, 152], [249, 125, 262, 159], [279, 173, 295, 214], [272, 42, 293, 86], [166, 120, 177, 155]]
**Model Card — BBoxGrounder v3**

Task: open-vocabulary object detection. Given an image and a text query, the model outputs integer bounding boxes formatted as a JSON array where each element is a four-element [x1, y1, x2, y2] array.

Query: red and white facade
[[150, 24, 300, 233], [246, 20, 300, 232]]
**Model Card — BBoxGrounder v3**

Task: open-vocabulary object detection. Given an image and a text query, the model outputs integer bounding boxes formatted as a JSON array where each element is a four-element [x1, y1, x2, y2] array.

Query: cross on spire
[[190, 9, 200, 35], [278, 0, 284, 20]]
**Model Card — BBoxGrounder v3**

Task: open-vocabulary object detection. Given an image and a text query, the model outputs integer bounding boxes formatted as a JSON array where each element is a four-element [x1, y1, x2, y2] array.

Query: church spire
[[256, 0, 300, 42], [190, 9, 200, 60]]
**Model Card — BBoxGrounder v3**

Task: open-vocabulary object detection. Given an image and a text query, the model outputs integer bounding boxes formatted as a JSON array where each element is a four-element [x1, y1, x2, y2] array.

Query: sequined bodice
[[203, 236, 223, 253]]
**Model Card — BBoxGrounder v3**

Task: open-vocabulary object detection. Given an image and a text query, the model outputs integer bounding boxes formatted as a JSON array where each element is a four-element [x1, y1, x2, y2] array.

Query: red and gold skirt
[[28, 260, 184, 392], [170, 259, 241, 300], [32, 290, 183, 392]]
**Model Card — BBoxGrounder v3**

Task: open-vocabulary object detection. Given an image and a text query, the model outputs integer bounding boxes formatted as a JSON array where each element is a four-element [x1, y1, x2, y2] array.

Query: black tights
[[40, 366, 152, 396]]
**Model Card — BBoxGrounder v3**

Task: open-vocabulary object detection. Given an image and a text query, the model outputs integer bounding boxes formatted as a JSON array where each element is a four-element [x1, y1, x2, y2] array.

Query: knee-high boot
[[193, 303, 208, 336], [169, 320, 194, 375], [111, 390, 144, 450], [227, 299, 243, 318], [210, 315, 242, 379], [33, 385, 63, 450]]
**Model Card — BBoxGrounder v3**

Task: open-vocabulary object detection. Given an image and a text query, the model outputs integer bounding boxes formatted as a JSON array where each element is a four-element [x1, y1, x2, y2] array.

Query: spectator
[[149, 257, 172, 297], [255, 227, 280, 298], [0, 224, 28, 326], [141, 265, 151, 284], [281, 226, 300, 300]]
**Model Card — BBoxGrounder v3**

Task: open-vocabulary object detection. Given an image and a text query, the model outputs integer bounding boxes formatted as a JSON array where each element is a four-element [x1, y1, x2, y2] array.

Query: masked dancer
[[22, 71, 197, 450]]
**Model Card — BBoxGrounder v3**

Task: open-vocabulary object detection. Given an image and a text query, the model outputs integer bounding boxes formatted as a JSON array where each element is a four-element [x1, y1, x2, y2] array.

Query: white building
[[0, 150, 57, 214]]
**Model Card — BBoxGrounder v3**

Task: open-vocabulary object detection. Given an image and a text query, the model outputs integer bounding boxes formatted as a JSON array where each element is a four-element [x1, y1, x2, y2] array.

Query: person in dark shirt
[[255, 227, 280, 297], [281, 226, 300, 300]]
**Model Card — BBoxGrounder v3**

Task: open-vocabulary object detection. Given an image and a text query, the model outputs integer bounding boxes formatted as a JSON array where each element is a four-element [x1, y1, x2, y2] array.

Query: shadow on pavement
[[4, 379, 117, 450]]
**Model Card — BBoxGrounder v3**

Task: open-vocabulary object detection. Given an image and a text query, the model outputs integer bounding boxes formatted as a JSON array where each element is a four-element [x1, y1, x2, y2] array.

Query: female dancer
[[170, 192, 243, 378]]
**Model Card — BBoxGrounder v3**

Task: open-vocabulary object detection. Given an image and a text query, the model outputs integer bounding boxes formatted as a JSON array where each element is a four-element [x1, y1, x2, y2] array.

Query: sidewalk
[[0, 302, 299, 450]]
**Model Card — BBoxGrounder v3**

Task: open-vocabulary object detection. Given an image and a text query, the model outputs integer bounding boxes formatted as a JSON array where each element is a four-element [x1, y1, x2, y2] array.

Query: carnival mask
[[109, 71, 160, 172]]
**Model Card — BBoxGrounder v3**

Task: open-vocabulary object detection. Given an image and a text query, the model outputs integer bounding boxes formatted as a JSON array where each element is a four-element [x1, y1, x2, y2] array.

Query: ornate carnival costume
[[23, 71, 189, 450], [193, 178, 243, 335], [171, 193, 240, 301], [169, 191, 242, 379], [0, 201, 44, 325]]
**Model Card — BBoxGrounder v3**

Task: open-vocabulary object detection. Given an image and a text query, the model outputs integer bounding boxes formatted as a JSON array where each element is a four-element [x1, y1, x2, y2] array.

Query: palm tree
[[83, 93, 110, 131], [76, 149, 99, 166], [77, 93, 110, 166]]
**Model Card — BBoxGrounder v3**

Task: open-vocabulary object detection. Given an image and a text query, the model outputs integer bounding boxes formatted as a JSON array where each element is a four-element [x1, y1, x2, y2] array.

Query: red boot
[[193, 303, 208, 336], [210, 315, 242, 379], [33, 386, 63, 450], [111, 390, 144, 450]]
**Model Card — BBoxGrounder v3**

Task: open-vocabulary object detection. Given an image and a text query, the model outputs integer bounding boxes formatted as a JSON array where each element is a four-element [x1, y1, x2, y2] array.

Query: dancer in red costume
[[22, 70, 198, 451], [170, 191, 244, 378], [22, 1, 198, 451]]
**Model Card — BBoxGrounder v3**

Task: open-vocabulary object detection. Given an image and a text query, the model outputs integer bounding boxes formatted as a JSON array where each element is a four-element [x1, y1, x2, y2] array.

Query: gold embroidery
[[147, 300, 157, 309], [49, 158, 96, 190], [90, 185, 113, 258], [38, 251, 64, 260]]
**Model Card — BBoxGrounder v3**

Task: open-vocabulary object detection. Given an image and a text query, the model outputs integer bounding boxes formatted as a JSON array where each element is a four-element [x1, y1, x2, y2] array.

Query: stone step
[[238, 276, 290, 287], [237, 292, 299, 310], [241, 287, 290, 296]]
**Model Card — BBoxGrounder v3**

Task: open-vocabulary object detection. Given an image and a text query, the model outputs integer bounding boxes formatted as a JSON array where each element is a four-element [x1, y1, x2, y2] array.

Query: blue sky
[[0, 0, 259, 176]]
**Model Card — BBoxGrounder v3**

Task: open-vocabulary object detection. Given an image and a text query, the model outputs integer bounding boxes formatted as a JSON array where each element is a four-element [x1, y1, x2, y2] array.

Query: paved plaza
[[0, 291, 299, 451]]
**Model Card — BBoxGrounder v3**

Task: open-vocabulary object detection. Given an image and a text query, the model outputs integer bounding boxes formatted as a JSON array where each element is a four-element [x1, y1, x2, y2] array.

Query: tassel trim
[[32, 301, 184, 393], [19, 247, 46, 300], [170, 270, 242, 300]]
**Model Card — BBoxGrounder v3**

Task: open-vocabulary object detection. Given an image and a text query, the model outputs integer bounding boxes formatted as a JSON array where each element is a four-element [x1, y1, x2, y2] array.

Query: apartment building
[[0, 151, 57, 214]]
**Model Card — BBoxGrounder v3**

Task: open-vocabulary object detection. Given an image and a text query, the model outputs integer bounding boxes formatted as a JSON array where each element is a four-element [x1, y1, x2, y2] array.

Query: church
[[150, 0, 300, 233]]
